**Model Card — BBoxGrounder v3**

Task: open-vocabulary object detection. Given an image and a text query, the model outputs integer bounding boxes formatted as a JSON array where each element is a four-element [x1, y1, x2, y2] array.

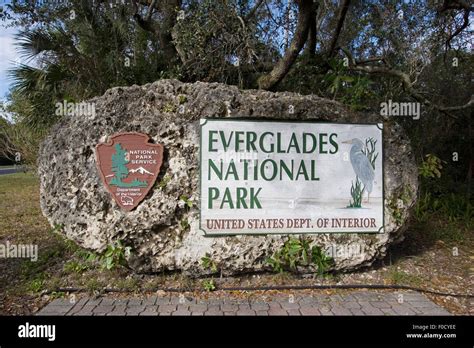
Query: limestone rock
[[38, 79, 418, 275]]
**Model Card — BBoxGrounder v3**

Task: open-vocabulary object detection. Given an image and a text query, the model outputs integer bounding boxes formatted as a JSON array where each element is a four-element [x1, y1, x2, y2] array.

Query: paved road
[[0, 168, 20, 176], [37, 291, 451, 316]]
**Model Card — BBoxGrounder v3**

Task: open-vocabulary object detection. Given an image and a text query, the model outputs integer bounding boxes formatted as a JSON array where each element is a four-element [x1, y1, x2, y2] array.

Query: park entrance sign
[[200, 119, 384, 235]]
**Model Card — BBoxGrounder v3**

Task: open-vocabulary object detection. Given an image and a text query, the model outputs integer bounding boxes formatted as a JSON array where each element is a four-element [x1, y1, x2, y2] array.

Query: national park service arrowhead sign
[[96, 132, 163, 211]]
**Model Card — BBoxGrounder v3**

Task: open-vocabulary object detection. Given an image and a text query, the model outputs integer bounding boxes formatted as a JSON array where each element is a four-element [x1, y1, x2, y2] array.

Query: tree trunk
[[133, 0, 181, 67], [305, 8, 317, 56], [258, 0, 314, 90], [158, 0, 181, 64], [327, 0, 351, 57]]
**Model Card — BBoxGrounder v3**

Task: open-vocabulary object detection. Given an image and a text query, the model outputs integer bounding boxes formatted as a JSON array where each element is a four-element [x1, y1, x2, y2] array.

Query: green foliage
[[323, 59, 352, 98], [414, 192, 472, 230], [49, 223, 64, 235], [158, 175, 171, 189], [348, 177, 364, 208], [388, 195, 403, 225], [63, 260, 89, 274], [432, 224, 466, 244], [100, 241, 131, 270], [179, 195, 193, 208], [180, 218, 190, 231], [311, 246, 334, 277], [28, 277, 45, 293], [3, 0, 172, 165], [63, 249, 97, 274], [201, 253, 218, 273], [0, 108, 46, 166], [85, 278, 103, 293], [322, 59, 374, 110], [162, 102, 176, 113], [178, 95, 187, 104], [389, 269, 422, 286], [419, 154, 444, 179], [173, 0, 263, 87], [114, 277, 140, 292], [48, 291, 66, 299], [266, 237, 333, 275], [202, 279, 216, 292], [414, 192, 432, 223], [341, 76, 374, 110]]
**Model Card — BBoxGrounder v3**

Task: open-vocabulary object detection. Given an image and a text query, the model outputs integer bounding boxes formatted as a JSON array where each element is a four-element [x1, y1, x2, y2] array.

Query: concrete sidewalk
[[36, 290, 451, 316]]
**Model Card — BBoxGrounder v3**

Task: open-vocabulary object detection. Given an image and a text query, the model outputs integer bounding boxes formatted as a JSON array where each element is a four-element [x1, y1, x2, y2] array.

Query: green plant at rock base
[[63, 248, 98, 274], [85, 278, 103, 293], [100, 241, 131, 270], [178, 95, 187, 104], [162, 102, 176, 113], [389, 269, 422, 286], [28, 277, 45, 293], [202, 279, 216, 292], [49, 223, 64, 234], [419, 154, 444, 178], [311, 245, 334, 277], [436, 193, 473, 227], [413, 191, 472, 241], [180, 218, 190, 231], [49, 291, 66, 299], [179, 195, 193, 208], [266, 237, 333, 275], [201, 253, 218, 273], [414, 192, 432, 223], [388, 195, 403, 225], [388, 185, 414, 225], [158, 175, 171, 189], [63, 260, 89, 274], [348, 177, 364, 208]]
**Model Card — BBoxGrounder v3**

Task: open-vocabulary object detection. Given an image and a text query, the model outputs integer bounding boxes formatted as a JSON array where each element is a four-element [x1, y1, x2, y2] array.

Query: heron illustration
[[342, 138, 375, 203]]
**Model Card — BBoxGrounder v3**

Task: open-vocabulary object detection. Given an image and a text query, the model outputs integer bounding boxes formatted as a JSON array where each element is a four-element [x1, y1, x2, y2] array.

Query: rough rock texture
[[38, 79, 418, 275]]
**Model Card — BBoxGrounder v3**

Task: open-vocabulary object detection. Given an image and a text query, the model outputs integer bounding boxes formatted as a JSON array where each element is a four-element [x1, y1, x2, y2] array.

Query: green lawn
[[0, 173, 51, 242]]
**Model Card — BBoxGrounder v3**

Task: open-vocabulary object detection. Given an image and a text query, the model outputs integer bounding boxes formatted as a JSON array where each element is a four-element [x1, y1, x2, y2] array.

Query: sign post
[[200, 119, 384, 235]]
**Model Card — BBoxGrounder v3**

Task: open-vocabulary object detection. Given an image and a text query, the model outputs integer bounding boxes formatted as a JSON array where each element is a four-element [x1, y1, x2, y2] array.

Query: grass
[[410, 192, 472, 245], [0, 173, 50, 243], [0, 173, 74, 312], [388, 269, 423, 287]]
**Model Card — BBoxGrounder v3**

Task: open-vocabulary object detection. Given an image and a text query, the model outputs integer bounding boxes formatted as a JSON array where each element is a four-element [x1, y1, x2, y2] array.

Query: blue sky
[[0, 23, 20, 100]]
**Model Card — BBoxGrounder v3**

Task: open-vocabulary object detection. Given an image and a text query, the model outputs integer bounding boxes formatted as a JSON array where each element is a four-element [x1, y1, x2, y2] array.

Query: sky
[[0, 23, 19, 100]]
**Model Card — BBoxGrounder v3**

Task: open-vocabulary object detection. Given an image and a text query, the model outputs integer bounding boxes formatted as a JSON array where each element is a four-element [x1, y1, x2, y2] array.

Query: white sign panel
[[200, 119, 384, 235]]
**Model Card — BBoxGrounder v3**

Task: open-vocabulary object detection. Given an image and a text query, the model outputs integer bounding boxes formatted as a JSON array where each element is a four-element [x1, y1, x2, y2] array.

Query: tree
[[2, 0, 473, 187]]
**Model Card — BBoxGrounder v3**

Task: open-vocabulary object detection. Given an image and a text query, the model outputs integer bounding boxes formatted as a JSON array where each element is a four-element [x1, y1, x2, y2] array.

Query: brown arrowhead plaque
[[95, 132, 164, 211]]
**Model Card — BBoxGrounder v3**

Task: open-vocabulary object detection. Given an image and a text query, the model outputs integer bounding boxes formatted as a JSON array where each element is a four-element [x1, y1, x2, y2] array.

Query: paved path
[[0, 168, 19, 176], [37, 291, 451, 316]]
